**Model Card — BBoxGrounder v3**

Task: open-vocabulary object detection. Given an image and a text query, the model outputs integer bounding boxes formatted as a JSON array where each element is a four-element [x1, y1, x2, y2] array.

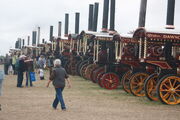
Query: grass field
[[0, 68, 180, 120]]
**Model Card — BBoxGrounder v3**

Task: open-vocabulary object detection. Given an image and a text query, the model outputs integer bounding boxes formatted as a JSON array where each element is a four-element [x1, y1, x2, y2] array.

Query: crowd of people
[[3, 53, 53, 87], [1, 53, 71, 111]]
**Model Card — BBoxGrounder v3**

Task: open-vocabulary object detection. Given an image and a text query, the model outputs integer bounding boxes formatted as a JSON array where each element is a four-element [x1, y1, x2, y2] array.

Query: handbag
[[30, 72, 36, 82]]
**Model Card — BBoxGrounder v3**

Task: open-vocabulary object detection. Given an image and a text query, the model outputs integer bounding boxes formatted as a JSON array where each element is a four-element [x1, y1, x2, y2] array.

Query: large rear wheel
[[157, 75, 180, 105]]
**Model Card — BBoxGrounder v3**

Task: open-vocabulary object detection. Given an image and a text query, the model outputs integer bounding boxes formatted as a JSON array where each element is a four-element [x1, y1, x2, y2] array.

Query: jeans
[[52, 87, 66, 109], [17, 71, 24, 87], [26, 72, 32, 86]]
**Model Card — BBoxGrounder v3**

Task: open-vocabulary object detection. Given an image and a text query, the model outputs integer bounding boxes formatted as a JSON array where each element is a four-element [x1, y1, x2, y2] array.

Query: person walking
[[46, 59, 71, 111], [16, 55, 26, 88]]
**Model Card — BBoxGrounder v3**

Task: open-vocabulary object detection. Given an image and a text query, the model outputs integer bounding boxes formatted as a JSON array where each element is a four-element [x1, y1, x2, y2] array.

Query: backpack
[[15, 59, 20, 71]]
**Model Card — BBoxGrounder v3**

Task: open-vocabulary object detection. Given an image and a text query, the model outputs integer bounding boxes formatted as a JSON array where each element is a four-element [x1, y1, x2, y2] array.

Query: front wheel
[[129, 72, 149, 96], [101, 72, 120, 90], [144, 73, 159, 101], [121, 70, 132, 93], [157, 75, 180, 105]]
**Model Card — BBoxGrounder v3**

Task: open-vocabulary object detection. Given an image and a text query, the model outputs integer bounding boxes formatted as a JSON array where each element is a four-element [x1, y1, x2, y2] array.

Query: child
[[8, 65, 14, 75], [39, 69, 44, 80]]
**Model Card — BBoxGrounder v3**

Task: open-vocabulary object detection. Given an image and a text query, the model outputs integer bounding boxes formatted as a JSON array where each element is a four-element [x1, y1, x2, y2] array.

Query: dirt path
[[0, 70, 180, 120]]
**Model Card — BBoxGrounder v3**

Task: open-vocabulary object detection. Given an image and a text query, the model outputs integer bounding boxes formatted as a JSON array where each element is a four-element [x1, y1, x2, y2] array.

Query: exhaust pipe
[[15, 40, 18, 49], [64, 13, 69, 37], [27, 36, 30, 46], [138, 0, 147, 27], [49, 26, 53, 41], [88, 4, 94, 31], [75, 12, 80, 34], [166, 0, 175, 29], [37, 27, 40, 45], [109, 0, 115, 31], [42, 38, 45, 44], [92, 3, 99, 32], [102, 0, 109, 32], [32, 31, 37, 46], [22, 39, 25, 47], [58, 21, 62, 37]]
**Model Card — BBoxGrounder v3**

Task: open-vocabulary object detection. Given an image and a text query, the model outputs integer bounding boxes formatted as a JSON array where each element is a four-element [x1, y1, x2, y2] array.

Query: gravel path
[[0, 70, 180, 120]]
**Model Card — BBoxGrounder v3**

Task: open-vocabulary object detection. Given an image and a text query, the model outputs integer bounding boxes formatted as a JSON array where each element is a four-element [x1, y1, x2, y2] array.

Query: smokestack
[[22, 39, 25, 46], [58, 21, 62, 37], [64, 13, 69, 37], [27, 36, 30, 46], [88, 4, 94, 31], [109, 0, 115, 31], [15, 40, 18, 49], [166, 0, 175, 29], [102, 0, 110, 32], [49, 26, 53, 41], [42, 39, 45, 44], [92, 3, 99, 32], [32, 31, 37, 46], [138, 0, 147, 27], [37, 27, 40, 45], [75, 12, 80, 34], [19, 38, 21, 49]]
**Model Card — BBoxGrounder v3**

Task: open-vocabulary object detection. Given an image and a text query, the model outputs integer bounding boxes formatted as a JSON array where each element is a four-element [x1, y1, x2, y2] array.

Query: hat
[[19, 55, 26, 59]]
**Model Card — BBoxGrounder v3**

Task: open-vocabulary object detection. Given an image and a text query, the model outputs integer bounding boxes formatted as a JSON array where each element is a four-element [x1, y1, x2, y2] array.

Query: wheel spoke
[[168, 79, 173, 88], [109, 74, 112, 80], [131, 81, 138, 85], [160, 89, 169, 92], [172, 94, 177, 103], [105, 79, 110, 82], [174, 92, 180, 97], [134, 77, 139, 82], [139, 76, 143, 81], [163, 92, 170, 100], [163, 83, 171, 89], [172, 79, 177, 87], [168, 94, 173, 103], [175, 84, 180, 90], [135, 86, 143, 93]]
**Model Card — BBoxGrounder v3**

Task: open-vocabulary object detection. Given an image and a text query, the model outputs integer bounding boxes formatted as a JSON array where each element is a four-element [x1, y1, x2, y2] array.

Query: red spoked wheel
[[121, 70, 132, 93], [101, 72, 120, 90], [97, 72, 105, 88], [157, 75, 180, 105], [92, 66, 105, 83], [144, 73, 159, 101], [129, 72, 149, 96]]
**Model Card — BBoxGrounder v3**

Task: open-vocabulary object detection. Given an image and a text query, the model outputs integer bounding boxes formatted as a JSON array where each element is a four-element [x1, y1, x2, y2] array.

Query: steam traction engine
[[133, 27, 180, 104]]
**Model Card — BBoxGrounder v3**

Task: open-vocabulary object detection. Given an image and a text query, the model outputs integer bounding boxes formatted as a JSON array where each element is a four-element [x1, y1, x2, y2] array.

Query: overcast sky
[[0, 0, 180, 56]]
